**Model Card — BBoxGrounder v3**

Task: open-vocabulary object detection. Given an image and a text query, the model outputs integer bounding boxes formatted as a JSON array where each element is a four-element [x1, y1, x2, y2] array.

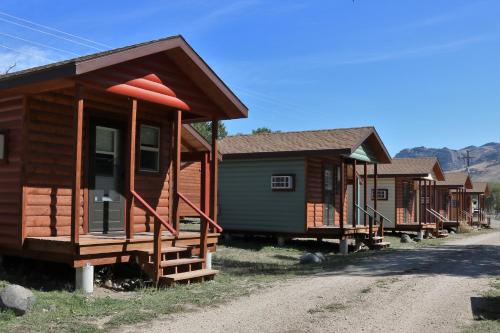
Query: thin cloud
[[0, 46, 54, 74]]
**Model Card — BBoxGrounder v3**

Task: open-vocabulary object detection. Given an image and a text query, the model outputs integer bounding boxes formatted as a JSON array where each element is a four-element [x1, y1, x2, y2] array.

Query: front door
[[323, 164, 335, 226], [89, 124, 125, 233]]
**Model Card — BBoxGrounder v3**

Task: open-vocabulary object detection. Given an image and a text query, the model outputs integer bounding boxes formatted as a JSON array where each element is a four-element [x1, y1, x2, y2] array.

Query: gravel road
[[123, 224, 500, 333]]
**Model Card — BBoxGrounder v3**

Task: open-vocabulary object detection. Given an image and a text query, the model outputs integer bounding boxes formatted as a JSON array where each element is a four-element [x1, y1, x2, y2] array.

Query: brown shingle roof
[[358, 157, 445, 180], [218, 127, 391, 162], [466, 182, 491, 194], [436, 171, 473, 189]]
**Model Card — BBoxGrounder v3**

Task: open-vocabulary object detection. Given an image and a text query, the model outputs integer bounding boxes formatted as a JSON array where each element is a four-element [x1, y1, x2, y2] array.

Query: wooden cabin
[[0, 36, 248, 287], [465, 182, 491, 226], [218, 127, 392, 250], [436, 171, 473, 229], [357, 157, 447, 237]]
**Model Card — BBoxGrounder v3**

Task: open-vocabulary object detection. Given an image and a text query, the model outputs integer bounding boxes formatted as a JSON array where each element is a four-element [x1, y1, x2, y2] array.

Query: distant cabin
[[436, 171, 473, 228], [218, 127, 392, 247], [466, 182, 491, 225]]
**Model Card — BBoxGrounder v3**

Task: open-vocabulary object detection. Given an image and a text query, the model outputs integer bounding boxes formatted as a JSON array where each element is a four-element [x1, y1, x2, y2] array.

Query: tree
[[252, 127, 280, 134], [191, 121, 228, 142]]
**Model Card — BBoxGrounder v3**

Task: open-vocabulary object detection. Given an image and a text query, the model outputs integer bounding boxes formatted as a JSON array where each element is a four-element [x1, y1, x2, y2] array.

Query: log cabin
[[357, 157, 447, 238], [435, 171, 473, 230], [218, 127, 392, 250], [0, 35, 248, 287], [465, 182, 491, 226]]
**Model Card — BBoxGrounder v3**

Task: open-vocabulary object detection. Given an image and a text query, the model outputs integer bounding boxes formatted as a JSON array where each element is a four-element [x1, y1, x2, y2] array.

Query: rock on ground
[[0, 284, 37, 316], [400, 234, 413, 243], [300, 252, 323, 264]]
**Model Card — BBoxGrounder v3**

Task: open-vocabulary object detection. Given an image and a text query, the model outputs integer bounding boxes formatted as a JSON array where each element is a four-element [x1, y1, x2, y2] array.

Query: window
[[271, 175, 294, 191], [371, 188, 388, 201], [140, 125, 160, 172], [0, 131, 7, 163]]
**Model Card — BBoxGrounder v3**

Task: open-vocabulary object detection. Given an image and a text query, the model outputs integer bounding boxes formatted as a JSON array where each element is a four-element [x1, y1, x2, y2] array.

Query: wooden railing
[[367, 205, 391, 239], [354, 204, 376, 243], [177, 191, 223, 233], [426, 208, 446, 231], [131, 190, 178, 285], [462, 210, 473, 225]]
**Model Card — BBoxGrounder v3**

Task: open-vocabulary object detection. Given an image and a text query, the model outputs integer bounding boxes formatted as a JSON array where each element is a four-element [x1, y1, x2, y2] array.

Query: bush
[[458, 221, 473, 233]]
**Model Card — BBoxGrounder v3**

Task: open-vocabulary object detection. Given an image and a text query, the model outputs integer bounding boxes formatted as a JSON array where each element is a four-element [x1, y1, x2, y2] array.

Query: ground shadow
[[471, 296, 500, 320]]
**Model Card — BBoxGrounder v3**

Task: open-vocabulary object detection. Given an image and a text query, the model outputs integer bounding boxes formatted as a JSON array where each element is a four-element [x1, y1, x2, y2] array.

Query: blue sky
[[0, 0, 499, 155]]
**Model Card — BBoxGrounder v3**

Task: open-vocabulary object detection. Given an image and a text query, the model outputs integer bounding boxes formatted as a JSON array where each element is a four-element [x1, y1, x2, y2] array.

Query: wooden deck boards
[[391, 223, 437, 231]]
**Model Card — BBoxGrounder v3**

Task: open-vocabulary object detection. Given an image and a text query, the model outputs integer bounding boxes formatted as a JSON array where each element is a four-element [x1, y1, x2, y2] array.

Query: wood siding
[[305, 157, 345, 228], [0, 96, 24, 250], [219, 157, 305, 233], [22, 89, 173, 237], [179, 161, 201, 217], [358, 178, 396, 228]]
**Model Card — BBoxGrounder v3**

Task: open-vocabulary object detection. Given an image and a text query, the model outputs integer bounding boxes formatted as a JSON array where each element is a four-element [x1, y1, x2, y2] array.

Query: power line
[[0, 16, 105, 51], [0, 11, 111, 49], [0, 32, 81, 57]]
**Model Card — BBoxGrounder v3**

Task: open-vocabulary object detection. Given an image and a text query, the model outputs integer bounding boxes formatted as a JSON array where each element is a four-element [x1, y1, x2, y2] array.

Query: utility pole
[[463, 150, 472, 172]]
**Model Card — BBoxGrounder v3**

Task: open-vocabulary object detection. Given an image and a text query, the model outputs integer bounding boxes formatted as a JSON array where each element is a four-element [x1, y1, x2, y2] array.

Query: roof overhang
[[348, 129, 391, 164]]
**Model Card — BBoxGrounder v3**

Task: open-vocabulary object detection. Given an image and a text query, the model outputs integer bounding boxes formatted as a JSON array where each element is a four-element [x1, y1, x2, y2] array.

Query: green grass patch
[[307, 302, 346, 314], [463, 277, 500, 333]]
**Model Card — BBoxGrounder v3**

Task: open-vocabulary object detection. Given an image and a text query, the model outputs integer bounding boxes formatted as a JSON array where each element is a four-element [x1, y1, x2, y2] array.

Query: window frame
[[271, 174, 295, 192], [139, 124, 161, 173], [0, 129, 8, 164], [371, 188, 388, 201]]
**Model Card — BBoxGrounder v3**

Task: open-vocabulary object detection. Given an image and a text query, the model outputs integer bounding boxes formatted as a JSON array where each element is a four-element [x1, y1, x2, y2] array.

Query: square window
[[371, 189, 388, 201], [140, 125, 160, 172]]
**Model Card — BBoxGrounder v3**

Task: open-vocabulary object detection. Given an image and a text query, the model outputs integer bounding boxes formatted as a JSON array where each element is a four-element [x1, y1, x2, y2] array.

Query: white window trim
[[140, 124, 160, 172], [372, 188, 388, 201], [271, 175, 294, 190]]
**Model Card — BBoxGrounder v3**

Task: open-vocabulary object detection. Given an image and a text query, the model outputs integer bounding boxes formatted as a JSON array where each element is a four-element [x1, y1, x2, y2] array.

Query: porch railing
[[367, 205, 391, 239], [354, 204, 374, 242], [131, 190, 178, 285], [177, 191, 223, 233], [426, 208, 447, 231], [461, 210, 473, 225]]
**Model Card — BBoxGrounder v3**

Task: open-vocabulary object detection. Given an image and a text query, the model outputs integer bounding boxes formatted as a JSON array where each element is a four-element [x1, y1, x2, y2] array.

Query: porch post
[[373, 163, 378, 212], [173, 110, 182, 233], [126, 99, 137, 240], [363, 162, 368, 226], [455, 188, 459, 223], [339, 161, 345, 230], [418, 180, 422, 227], [209, 121, 219, 224], [199, 152, 210, 261], [352, 160, 357, 227], [71, 85, 84, 245]]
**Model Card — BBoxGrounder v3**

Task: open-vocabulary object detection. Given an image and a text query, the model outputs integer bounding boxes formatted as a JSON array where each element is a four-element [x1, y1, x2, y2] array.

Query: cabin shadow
[[219, 234, 340, 253], [470, 296, 500, 320]]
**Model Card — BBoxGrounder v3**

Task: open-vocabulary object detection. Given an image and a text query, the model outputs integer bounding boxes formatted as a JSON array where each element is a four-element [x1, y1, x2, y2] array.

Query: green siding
[[219, 157, 306, 233], [349, 143, 378, 163]]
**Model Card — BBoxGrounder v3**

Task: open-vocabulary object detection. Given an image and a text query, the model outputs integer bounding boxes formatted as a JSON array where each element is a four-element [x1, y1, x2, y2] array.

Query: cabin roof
[[218, 126, 391, 163], [0, 35, 248, 120], [466, 182, 491, 195], [357, 157, 445, 180], [182, 124, 210, 152], [436, 171, 473, 189]]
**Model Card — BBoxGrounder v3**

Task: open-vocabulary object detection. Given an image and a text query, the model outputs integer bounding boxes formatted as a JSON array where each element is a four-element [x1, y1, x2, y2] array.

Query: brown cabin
[[218, 127, 393, 250], [358, 157, 447, 237], [0, 35, 248, 286], [436, 171, 473, 229], [465, 182, 491, 226]]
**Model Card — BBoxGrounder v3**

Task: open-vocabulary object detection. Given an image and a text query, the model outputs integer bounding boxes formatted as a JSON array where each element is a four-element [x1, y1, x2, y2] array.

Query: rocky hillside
[[395, 142, 500, 182]]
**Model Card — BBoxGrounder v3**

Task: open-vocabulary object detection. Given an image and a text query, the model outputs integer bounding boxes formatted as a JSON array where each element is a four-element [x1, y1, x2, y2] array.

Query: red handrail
[[177, 191, 223, 233], [131, 190, 178, 236]]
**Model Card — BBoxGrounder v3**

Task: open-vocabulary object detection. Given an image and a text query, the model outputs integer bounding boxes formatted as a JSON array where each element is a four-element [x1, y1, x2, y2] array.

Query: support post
[[339, 161, 345, 230], [418, 180, 422, 227], [339, 238, 348, 255], [75, 263, 94, 293], [71, 85, 84, 245], [363, 162, 368, 227], [199, 152, 210, 261], [209, 121, 219, 224], [352, 160, 357, 227], [126, 99, 137, 240], [173, 110, 182, 232], [455, 188, 459, 223]]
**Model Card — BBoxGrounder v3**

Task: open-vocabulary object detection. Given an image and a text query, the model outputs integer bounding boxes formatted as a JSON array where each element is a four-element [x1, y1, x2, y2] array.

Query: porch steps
[[434, 230, 449, 238], [135, 246, 217, 287], [368, 235, 390, 249]]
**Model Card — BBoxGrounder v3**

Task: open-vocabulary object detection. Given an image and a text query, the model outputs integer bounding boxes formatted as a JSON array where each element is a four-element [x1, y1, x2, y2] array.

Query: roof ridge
[[222, 126, 375, 139]]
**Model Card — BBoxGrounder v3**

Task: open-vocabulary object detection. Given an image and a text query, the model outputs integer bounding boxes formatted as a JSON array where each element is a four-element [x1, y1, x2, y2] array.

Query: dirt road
[[125, 226, 500, 333]]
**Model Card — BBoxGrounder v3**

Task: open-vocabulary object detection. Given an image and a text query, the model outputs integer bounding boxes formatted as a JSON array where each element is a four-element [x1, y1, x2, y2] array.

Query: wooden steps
[[367, 234, 390, 249], [434, 230, 449, 238], [135, 246, 217, 287], [160, 269, 218, 285]]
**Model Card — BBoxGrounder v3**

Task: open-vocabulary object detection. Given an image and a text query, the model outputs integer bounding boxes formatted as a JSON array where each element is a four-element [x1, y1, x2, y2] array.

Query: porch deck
[[388, 223, 437, 231], [23, 231, 219, 268], [307, 225, 380, 237]]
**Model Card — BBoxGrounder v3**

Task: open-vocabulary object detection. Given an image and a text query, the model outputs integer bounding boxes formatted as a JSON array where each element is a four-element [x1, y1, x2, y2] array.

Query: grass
[[0, 237, 374, 333], [463, 277, 500, 333], [307, 302, 347, 314], [0, 229, 493, 333]]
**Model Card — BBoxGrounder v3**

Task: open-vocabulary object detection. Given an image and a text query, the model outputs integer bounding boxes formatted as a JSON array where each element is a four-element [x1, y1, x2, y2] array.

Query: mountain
[[395, 142, 500, 182]]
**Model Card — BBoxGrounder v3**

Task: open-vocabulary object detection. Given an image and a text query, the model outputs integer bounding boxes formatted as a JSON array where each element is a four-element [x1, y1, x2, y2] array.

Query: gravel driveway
[[123, 224, 500, 333]]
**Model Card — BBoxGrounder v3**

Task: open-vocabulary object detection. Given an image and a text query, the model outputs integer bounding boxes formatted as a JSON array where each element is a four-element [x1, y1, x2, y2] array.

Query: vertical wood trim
[[374, 163, 378, 216], [172, 110, 182, 232], [363, 162, 368, 226], [83, 112, 90, 234], [352, 160, 357, 227], [210, 121, 219, 224], [19, 95, 29, 246], [304, 157, 310, 230], [339, 160, 345, 230], [199, 152, 210, 262], [418, 180, 422, 226], [126, 99, 137, 239], [71, 85, 84, 245]]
